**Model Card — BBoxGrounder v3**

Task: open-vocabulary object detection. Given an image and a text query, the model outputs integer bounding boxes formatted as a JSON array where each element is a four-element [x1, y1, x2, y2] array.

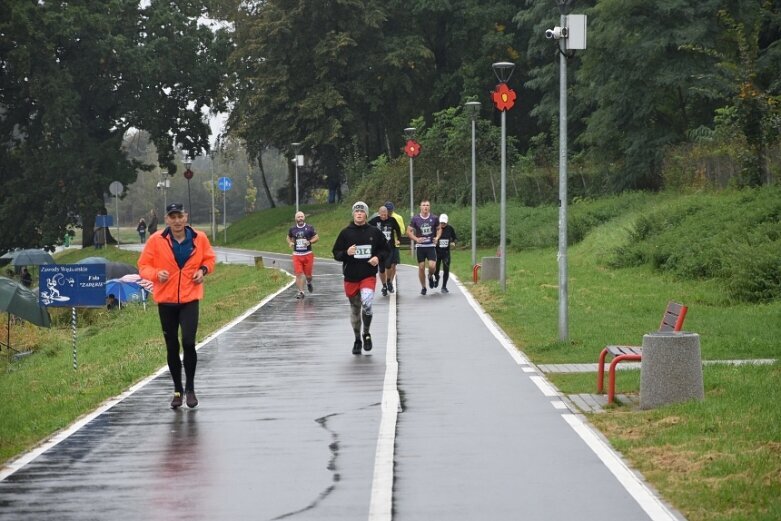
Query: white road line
[[0, 279, 294, 482], [530, 375, 559, 396], [368, 291, 399, 521], [562, 414, 681, 521]]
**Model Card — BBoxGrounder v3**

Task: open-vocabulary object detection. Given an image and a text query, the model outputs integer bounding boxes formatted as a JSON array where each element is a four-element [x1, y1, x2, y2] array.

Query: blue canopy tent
[[105, 279, 148, 309]]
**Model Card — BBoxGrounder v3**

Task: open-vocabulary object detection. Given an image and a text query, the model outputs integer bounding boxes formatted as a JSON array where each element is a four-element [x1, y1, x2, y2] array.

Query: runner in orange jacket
[[138, 202, 216, 409]]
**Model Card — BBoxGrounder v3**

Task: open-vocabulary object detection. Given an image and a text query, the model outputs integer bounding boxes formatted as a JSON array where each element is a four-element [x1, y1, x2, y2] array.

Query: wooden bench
[[597, 301, 688, 404]]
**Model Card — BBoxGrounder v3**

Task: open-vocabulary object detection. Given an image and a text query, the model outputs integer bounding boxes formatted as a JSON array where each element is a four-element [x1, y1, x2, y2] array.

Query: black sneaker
[[362, 333, 373, 352], [421, 287, 427, 295], [381, 286, 388, 296], [387, 281, 394, 293], [433, 276, 439, 288], [428, 276, 435, 288], [186, 391, 198, 408], [307, 282, 313, 293], [441, 287, 449, 293], [170, 392, 183, 409], [352, 339, 362, 355], [296, 291, 305, 300]]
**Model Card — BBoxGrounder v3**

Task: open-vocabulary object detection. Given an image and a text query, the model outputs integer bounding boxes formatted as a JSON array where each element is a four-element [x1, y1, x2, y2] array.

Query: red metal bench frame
[[597, 302, 688, 404]]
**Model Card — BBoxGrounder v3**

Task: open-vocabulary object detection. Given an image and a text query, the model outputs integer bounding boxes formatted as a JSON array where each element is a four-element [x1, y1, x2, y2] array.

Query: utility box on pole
[[566, 14, 587, 50]]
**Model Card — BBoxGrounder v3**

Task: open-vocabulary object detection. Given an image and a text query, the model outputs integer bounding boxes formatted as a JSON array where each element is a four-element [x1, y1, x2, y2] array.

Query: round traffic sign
[[184, 169, 194, 180], [217, 177, 232, 191], [109, 181, 123, 196]]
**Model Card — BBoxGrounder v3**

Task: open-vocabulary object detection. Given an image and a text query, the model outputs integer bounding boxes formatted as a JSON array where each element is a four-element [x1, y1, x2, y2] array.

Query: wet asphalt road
[[0, 248, 683, 520]]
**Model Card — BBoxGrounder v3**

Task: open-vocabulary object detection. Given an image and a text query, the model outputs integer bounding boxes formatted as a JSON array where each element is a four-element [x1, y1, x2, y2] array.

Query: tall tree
[[0, 0, 229, 251]]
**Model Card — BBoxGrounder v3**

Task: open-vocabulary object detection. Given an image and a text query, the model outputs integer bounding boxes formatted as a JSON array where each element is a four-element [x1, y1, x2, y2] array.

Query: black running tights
[[435, 253, 451, 288], [158, 300, 200, 393]]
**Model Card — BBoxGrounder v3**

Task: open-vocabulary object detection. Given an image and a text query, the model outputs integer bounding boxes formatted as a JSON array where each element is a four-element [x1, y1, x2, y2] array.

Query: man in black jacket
[[332, 201, 390, 355]]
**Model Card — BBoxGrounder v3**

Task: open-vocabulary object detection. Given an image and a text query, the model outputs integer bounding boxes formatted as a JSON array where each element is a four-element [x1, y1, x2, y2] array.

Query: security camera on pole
[[546, 0, 587, 341]]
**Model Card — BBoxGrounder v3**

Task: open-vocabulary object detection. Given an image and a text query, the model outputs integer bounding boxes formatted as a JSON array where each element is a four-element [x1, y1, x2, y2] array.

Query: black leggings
[[158, 300, 200, 393], [435, 252, 451, 288]]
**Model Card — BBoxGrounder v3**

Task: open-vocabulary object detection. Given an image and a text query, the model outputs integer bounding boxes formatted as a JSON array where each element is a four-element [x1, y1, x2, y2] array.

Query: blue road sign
[[95, 215, 113, 228], [217, 177, 232, 192], [39, 264, 106, 308]]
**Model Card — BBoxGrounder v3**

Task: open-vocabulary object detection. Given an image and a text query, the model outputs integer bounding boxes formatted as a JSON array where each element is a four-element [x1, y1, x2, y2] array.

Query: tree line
[[1, 0, 779, 251]]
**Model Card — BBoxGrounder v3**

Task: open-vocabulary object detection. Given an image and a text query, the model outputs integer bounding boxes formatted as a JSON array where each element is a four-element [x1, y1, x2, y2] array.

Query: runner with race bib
[[332, 201, 390, 355], [407, 199, 441, 295], [287, 211, 319, 300], [368, 205, 402, 296]]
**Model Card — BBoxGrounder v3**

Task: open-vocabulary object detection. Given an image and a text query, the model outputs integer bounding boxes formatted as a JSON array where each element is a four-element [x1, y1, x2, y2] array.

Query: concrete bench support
[[481, 256, 500, 280], [640, 332, 704, 410]]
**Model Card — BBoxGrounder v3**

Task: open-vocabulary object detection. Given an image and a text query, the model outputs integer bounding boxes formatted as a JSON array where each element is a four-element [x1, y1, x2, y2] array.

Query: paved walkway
[[0, 248, 686, 520]]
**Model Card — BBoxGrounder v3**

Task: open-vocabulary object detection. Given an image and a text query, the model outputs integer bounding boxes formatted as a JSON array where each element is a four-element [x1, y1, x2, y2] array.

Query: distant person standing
[[287, 211, 319, 299], [368, 205, 402, 296], [138, 202, 216, 409], [332, 201, 389, 355], [137, 218, 147, 244], [147, 209, 158, 235], [434, 213, 457, 293], [20, 267, 32, 288], [407, 199, 441, 295], [384, 201, 405, 292]]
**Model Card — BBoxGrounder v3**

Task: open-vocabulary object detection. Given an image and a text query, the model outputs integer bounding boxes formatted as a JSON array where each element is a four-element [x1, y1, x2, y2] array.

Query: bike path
[[0, 249, 684, 520]]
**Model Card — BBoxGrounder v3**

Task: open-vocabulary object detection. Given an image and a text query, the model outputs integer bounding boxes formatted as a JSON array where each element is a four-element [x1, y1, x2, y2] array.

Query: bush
[[609, 187, 781, 302]]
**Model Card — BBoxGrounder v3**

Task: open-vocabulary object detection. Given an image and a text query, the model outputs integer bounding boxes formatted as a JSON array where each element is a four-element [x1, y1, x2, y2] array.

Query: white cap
[[352, 201, 369, 214], [440, 213, 448, 223]]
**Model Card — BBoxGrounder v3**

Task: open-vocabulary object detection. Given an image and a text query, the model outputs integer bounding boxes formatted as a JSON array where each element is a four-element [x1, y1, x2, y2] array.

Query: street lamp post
[[491, 61, 516, 292], [292, 142, 302, 212], [156, 165, 170, 216], [404, 127, 416, 221], [183, 157, 193, 222], [210, 153, 217, 241], [465, 101, 481, 269]]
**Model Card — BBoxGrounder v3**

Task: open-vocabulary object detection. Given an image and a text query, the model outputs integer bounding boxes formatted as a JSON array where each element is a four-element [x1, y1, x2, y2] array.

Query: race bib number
[[295, 238, 308, 251], [420, 223, 432, 236], [438, 239, 449, 248], [383, 230, 391, 241], [354, 245, 372, 259]]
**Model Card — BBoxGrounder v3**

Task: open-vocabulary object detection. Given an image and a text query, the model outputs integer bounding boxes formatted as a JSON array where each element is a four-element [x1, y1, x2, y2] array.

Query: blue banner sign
[[95, 215, 113, 228], [39, 264, 106, 308]]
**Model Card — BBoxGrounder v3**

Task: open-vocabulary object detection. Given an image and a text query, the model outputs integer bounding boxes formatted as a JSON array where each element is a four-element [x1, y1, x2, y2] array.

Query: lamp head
[[403, 127, 416, 139], [465, 101, 481, 119], [491, 61, 516, 83]]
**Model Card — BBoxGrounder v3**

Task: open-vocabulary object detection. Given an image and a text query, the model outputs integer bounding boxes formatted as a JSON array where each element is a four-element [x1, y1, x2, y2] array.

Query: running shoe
[[362, 333, 373, 352], [296, 291, 305, 300], [307, 282, 313, 293], [441, 287, 449, 293], [428, 275, 435, 288], [433, 276, 439, 288], [185, 391, 198, 408], [352, 339, 362, 355], [387, 281, 394, 293], [381, 286, 388, 297], [420, 287, 427, 295], [170, 392, 183, 409]]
